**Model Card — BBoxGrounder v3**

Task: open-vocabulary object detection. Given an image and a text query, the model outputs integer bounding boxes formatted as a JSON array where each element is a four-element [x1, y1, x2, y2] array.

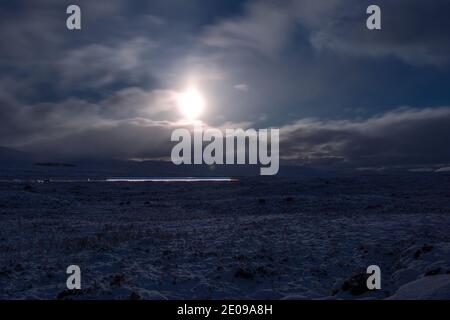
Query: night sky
[[1, 0, 450, 169]]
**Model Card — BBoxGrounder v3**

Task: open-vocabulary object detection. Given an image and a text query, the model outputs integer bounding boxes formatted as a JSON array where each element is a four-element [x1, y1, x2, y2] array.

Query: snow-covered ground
[[1, 174, 450, 299]]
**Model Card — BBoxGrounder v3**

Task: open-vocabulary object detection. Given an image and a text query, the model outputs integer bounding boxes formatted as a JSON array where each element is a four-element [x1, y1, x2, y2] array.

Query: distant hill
[[34, 162, 76, 168], [0, 147, 335, 179], [0, 146, 31, 164]]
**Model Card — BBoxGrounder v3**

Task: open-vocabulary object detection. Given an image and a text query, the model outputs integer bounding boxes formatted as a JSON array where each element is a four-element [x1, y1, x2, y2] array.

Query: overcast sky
[[1, 0, 450, 168]]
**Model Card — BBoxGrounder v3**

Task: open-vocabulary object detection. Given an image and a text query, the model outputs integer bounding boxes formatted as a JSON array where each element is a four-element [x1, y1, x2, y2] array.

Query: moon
[[176, 87, 205, 121]]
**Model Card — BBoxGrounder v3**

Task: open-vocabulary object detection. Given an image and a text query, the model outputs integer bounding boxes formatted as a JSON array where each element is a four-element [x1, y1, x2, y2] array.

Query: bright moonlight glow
[[177, 87, 205, 120]]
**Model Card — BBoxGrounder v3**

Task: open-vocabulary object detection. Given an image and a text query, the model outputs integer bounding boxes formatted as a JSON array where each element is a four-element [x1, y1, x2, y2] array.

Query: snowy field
[[1, 174, 450, 299]]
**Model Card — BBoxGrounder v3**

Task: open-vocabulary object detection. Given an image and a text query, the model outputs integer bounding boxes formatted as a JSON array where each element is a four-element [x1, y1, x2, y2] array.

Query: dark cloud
[[22, 119, 178, 161], [209, 0, 450, 65], [308, 0, 450, 66], [280, 107, 450, 167], [56, 38, 157, 89], [202, 0, 450, 66]]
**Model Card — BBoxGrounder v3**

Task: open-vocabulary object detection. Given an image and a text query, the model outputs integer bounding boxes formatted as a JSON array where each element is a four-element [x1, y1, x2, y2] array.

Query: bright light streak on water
[[106, 177, 238, 182], [0, 177, 238, 183]]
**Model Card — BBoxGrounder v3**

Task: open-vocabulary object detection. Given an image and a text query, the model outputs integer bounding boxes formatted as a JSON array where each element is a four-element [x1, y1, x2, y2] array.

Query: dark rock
[[365, 204, 382, 210], [56, 289, 82, 300], [234, 267, 254, 280], [340, 272, 369, 296], [111, 273, 125, 287], [14, 264, 24, 272], [129, 291, 141, 300], [425, 267, 441, 276]]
